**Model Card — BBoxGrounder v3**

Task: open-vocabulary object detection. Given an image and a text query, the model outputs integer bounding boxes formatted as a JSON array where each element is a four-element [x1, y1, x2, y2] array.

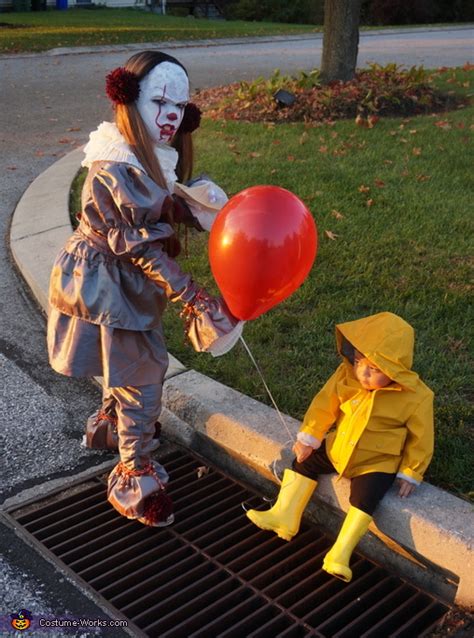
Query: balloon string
[[239, 336, 295, 443]]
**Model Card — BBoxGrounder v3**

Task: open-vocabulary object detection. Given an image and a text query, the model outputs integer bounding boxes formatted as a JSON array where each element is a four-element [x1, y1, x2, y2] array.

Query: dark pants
[[292, 441, 395, 516]]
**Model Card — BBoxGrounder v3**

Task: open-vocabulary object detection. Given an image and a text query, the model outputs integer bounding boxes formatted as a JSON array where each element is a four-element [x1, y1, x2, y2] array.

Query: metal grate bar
[[316, 574, 398, 634], [141, 573, 242, 635], [43, 507, 116, 548], [332, 582, 413, 637], [89, 538, 191, 592], [162, 584, 255, 638], [109, 549, 204, 608], [60, 518, 140, 564], [260, 538, 331, 597], [292, 559, 373, 621], [389, 599, 448, 637], [6, 447, 449, 638], [75, 530, 172, 582], [217, 602, 289, 638], [144, 572, 245, 638], [19, 485, 105, 531], [15, 482, 103, 526], [184, 586, 262, 638]]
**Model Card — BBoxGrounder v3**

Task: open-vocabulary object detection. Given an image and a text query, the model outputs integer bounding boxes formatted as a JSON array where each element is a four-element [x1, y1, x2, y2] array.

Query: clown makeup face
[[137, 61, 189, 145]]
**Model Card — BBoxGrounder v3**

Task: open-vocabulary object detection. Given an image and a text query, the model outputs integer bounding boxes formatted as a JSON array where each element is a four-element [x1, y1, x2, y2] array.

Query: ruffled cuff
[[396, 472, 421, 486], [180, 290, 241, 354], [296, 432, 322, 449]]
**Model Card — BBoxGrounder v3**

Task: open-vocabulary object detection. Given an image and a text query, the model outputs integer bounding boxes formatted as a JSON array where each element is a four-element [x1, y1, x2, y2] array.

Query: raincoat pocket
[[357, 428, 407, 456]]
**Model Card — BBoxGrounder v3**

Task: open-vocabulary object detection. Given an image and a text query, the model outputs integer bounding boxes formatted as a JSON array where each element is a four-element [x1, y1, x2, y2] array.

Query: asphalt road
[[0, 26, 472, 633]]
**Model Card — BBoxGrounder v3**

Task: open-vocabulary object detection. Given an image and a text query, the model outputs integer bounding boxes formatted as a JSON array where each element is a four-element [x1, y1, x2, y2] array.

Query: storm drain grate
[[7, 447, 449, 637]]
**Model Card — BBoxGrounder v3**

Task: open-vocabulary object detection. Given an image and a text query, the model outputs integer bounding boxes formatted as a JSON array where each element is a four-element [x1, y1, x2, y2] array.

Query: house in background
[[1, 0, 231, 16]]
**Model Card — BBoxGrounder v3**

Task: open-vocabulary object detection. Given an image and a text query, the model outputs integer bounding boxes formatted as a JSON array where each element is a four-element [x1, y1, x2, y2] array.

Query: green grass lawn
[[0, 7, 320, 53], [70, 68, 473, 499]]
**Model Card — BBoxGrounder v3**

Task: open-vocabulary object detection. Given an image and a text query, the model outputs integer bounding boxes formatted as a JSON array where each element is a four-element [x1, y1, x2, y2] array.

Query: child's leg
[[246, 442, 336, 541], [349, 472, 396, 516], [84, 386, 119, 449], [84, 386, 161, 452], [323, 472, 395, 582], [107, 383, 173, 527], [292, 439, 337, 480]]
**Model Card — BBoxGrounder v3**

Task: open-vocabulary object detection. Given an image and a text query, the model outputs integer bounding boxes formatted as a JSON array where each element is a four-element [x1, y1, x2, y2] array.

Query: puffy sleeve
[[86, 162, 176, 255], [397, 392, 434, 484], [299, 365, 345, 441], [86, 162, 240, 351]]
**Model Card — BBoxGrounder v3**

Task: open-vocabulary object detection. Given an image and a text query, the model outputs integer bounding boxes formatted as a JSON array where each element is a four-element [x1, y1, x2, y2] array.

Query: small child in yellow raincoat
[[247, 312, 434, 582]]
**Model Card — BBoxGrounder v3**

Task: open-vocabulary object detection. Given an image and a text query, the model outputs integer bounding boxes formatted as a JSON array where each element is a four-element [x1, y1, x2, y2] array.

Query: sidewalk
[[10, 148, 473, 610]]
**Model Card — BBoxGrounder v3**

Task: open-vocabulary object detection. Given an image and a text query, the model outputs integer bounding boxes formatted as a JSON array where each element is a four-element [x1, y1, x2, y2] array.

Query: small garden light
[[273, 89, 296, 108]]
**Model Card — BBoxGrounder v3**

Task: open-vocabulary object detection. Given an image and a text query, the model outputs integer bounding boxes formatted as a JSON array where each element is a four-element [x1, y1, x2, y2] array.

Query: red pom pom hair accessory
[[105, 67, 140, 105], [179, 102, 202, 133]]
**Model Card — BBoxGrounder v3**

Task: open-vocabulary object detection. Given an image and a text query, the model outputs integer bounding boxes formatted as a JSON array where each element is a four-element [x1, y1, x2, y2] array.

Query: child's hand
[[293, 441, 313, 463], [397, 479, 416, 498]]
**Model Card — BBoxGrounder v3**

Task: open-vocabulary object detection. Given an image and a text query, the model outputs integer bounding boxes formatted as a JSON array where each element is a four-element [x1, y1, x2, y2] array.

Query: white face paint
[[136, 61, 189, 145]]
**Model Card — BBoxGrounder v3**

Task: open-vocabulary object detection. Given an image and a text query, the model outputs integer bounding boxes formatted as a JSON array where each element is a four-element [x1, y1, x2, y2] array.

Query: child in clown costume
[[246, 312, 434, 582], [47, 51, 242, 527]]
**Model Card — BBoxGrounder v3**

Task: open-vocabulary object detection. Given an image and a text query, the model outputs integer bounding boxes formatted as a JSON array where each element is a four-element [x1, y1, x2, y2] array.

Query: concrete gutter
[[10, 148, 473, 610]]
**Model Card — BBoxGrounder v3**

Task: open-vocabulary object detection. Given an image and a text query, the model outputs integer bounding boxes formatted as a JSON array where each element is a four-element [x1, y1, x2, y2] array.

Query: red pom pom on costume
[[179, 102, 202, 133], [105, 67, 140, 105]]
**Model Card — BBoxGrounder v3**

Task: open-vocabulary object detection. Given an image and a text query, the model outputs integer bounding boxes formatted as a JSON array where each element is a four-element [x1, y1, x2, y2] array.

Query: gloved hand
[[172, 195, 204, 232], [180, 289, 243, 355]]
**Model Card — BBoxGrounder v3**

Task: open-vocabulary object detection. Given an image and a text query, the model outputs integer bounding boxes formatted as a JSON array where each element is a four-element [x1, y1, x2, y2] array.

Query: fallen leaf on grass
[[248, 151, 261, 159], [358, 184, 370, 193], [325, 230, 339, 240], [270, 169, 278, 174], [434, 120, 451, 130], [367, 115, 379, 128], [416, 174, 431, 182], [412, 147, 422, 156], [331, 209, 344, 220], [272, 139, 281, 145], [383, 159, 394, 165], [319, 145, 328, 154], [366, 199, 375, 207], [287, 155, 295, 162], [299, 132, 308, 145], [374, 178, 385, 188]]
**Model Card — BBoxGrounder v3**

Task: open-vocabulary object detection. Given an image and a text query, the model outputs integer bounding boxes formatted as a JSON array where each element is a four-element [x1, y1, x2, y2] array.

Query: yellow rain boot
[[246, 469, 317, 541], [322, 506, 372, 582]]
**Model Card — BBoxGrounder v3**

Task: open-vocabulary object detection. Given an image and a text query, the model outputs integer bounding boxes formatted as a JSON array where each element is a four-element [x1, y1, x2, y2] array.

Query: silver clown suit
[[47, 155, 238, 525]]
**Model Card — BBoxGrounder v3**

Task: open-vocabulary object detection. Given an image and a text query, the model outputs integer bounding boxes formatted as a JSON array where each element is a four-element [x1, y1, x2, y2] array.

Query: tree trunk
[[321, 0, 362, 83]]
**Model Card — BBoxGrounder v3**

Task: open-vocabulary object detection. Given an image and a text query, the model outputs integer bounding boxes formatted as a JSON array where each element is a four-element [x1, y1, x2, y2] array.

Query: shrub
[[224, 0, 324, 24], [195, 64, 465, 124]]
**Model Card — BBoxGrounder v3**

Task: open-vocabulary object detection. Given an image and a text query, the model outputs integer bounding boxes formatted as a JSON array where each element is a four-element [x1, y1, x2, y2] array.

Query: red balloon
[[209, 185, 318, 321]]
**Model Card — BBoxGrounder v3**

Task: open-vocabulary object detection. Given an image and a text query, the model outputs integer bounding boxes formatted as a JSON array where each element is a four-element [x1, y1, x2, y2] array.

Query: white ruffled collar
[[82, 121, 179, 191]]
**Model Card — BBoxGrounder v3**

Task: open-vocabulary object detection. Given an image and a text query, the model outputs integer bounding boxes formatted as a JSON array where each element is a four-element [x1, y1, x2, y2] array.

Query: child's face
[[137, 62, 189, 145], [353, 350, 392, 390]]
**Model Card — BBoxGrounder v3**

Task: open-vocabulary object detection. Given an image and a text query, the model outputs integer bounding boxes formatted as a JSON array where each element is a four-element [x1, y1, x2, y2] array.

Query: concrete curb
[[10, 149, 473, 609]]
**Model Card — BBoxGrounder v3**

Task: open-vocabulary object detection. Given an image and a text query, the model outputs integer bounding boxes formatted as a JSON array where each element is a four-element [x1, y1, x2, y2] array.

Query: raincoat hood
[[336, 312, 418, 390]]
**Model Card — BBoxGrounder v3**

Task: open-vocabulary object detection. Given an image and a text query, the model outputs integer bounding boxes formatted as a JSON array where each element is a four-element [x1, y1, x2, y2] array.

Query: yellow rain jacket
[[299, 312, 434, 483]]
